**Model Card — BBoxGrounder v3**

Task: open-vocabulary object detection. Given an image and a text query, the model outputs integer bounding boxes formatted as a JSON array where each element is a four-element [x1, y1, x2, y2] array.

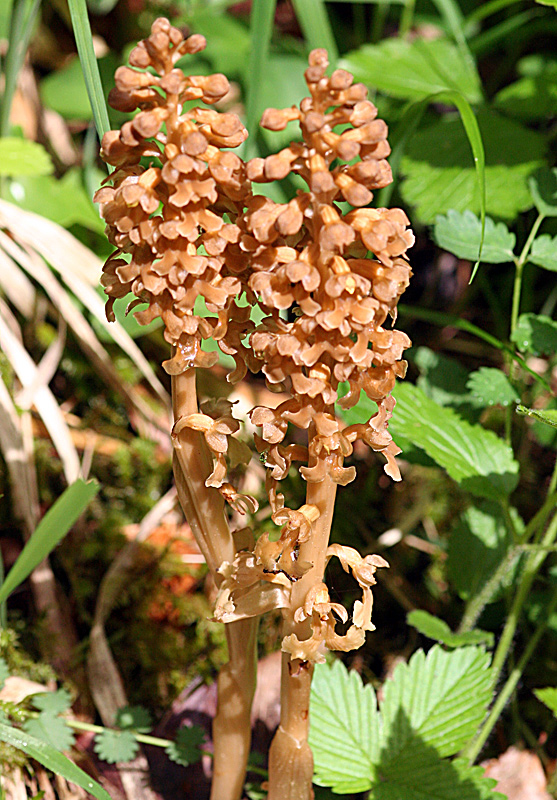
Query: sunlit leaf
[[494, 57, 557, 120], [517, 405, 557, 429], [389, 383, 519, 500], [23, 713, 75, 751], [341, 38, 481, 103], [407, 610, 494, 648], [0, 139, 52, 177], [0, 657, 9, 689], [401, 109, 545, 223], [534, 687, 557, 715], [434, 210, 516, 263]]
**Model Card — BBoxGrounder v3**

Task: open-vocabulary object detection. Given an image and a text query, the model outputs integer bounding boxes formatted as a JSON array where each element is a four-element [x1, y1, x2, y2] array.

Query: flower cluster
[[95, 18, 254, 377], [97, 21, 413, 665]]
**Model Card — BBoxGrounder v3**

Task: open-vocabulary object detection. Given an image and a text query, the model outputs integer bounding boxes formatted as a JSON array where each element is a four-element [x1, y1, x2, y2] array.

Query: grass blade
[[67, 0, 110, 140], [0, 722, 111, 800], [0, 479, 99, 605], [0, 0, 41, 137], [291, 0, 338, 62], [246, 0, 277, 152]]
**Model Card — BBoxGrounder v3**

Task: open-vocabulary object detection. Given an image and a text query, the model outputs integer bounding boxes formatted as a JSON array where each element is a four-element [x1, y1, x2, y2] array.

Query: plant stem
[[490, 511, 557, 685], [458, 545, 518, 634], [171, 367, 257, 800], [463, 584, 557, 763], [267, 450, 338, 800], [511, 212, 545, 340]]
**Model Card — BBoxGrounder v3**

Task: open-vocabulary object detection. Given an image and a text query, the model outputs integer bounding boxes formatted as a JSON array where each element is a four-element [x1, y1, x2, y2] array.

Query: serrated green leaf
[[31, 689, 72, 715], [517, 405, 557, 429], [466, 368, 520, 408], [0, 722, 111, 800], [380, 646, 493, 758], [340, 38, 481, 103], [511, 313, 557, 356], [390, 383, 519, 500], [534, 687, 557, 715], [401, 109, 545, 223], [433, 210, 516, 263], [93, 728, 138, 764], [448, 501, 521, 601], [309, 660, 380, 793], [23, 712, 75, 751], [310, 651, 500, 800], [115, 705, 152, 733], [376, 751, 502, 800], [0, 657, 9, 689], [165, 725, 205, 767], [0, 138, 52, 177], [529, 235, 557, 271], [529, 167, 557, 216], [0, 479, 99, 604], [407, 610, 494, 648]]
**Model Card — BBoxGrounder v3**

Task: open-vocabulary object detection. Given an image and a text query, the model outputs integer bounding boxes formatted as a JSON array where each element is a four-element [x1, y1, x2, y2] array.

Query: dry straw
[[96, 18, 414, 800]]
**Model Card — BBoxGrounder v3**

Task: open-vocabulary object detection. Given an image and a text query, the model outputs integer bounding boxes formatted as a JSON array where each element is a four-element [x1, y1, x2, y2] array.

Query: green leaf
[[494, 57, 557, 121], [389, 383, 519, 501], [535, 0, 557, 8], [115, 705, 152, 733], [375, 753, 502, 800], [188, 8, 251, 78], [433, 210, 516, 264], [511, 313, 557, 356], [401, 109, 546, 223], [165, 725, 206, 767], [93, 728, 138, 764], [534, 687, 557, 715], [309, 660, 380, 793], [0, 138, 52, 177], [31, 690, 72, 715], [0, 657, 9, 689], [0, 722, 111, 800], [40, 55, 117, 122], [529, 167, 557, 216], [380, 646, 493, 757], [0, 479, 99, 604], [23, 712, 75, 751], [67, 0, 110, 138], [341, 38, 482, 103], [448, 501, 521, 601], [517, 405, 557, 429], [310, 650, 500, 800], [413, 347, 478, 421], [407, 610, 494, 648], [466, 368, 520, 408], [9, 169, 105, 233], [529, 235, 557, 271]]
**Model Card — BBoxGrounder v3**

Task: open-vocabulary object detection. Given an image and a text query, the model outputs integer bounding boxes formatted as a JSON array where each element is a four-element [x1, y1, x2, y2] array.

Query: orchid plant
[[95, 19, 413, 800]]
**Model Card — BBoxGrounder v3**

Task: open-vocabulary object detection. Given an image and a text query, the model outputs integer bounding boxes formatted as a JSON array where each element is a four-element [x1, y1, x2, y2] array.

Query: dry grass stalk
[[97, 20, 413, 800]]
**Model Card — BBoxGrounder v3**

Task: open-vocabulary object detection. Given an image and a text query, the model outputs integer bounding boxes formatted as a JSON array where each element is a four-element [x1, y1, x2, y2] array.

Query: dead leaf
[[483, 746, 551, 800]]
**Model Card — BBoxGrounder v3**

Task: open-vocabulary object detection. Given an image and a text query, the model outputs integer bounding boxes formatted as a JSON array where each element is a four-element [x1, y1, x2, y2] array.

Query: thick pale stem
[[268, 458, 338, 800], [171, 367, 257, 800]]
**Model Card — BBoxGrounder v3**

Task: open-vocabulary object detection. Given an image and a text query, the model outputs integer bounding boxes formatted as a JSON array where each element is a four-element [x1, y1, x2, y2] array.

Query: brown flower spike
[[96, 21, 413, 800]]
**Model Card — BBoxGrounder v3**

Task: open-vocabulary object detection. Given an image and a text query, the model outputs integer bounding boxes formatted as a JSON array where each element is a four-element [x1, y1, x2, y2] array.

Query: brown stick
[[171, 368, 257, 800]]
